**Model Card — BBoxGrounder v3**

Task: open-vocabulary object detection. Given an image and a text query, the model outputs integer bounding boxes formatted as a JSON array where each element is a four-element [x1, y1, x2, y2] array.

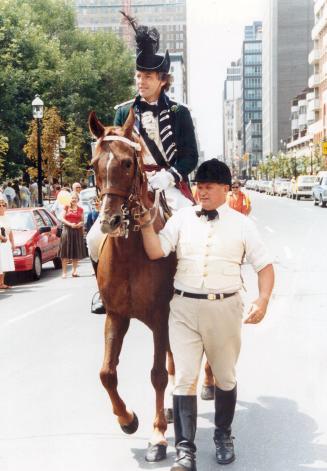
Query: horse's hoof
[[164, 407, 174, 424], [120, 412, 139, 434], [200, 385, 215, 401], [145, 443, 167, 462]]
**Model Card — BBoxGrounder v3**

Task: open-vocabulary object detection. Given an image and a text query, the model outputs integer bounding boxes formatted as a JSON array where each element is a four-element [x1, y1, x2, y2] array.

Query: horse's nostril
[[109, 214, 122, 229]]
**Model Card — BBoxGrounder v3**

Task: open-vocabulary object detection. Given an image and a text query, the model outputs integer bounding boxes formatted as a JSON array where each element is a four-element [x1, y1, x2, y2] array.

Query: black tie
[[140, 101, 159, 117], [196, 209, 219, 221]]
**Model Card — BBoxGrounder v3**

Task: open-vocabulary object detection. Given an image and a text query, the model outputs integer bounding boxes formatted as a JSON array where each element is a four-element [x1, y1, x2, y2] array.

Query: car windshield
[[6, 211, 35, 230], [301, 177, 316, 183]]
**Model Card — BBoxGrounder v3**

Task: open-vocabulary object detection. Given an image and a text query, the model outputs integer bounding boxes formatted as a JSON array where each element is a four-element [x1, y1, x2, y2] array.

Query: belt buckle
[[207, 293, 217, 301]]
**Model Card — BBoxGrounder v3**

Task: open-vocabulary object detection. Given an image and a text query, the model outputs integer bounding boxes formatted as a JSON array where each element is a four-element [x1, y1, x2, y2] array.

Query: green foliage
[[62, 118, 89, 182], [0, 133, 9, 180], [0, 0, 134, 180]]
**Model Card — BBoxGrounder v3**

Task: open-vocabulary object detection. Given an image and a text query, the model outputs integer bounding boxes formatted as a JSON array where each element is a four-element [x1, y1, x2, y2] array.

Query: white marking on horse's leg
[[149, 430, 168, 446]]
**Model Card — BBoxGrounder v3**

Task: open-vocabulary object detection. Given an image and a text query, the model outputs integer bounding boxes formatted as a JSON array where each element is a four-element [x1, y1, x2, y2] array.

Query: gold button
[[203, 272, 208, 277]]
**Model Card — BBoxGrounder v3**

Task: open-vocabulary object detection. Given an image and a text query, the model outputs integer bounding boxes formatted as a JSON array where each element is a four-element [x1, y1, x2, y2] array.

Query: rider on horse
[[88, 16, 198, 313]]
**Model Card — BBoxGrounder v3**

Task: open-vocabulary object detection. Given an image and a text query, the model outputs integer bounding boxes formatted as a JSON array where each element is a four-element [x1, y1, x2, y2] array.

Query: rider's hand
[[244, 296, 269, 324], [148, 169, 175, 192]]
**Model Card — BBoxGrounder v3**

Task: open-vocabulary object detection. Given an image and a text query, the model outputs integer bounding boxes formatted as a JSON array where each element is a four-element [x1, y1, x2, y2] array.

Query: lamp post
[[32, 94, 44, 206]]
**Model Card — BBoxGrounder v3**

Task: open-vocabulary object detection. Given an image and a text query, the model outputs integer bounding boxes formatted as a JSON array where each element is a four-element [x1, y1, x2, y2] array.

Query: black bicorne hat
[[194, 159, 232, 186], [121, 12, 170, 73]]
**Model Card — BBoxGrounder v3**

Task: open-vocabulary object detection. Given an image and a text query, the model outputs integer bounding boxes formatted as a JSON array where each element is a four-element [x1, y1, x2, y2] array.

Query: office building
[[262, 0, 314, 157], [242, 21, 263, 166]]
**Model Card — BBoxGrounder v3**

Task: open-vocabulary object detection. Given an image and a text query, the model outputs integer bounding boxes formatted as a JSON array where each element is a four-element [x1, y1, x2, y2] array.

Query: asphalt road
[[1, 191, 327, 471]]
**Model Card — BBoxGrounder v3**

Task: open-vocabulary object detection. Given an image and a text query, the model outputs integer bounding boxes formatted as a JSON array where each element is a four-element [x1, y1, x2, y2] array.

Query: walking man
[[140, 159, 274, 470]]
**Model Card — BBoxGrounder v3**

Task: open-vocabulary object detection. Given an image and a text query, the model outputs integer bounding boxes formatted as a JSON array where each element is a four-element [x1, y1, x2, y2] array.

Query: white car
[[274, 179, 290, 197]]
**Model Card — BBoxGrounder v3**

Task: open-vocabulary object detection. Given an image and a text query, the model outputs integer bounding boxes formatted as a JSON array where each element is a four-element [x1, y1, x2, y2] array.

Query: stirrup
[[91, 291, 106, 314]]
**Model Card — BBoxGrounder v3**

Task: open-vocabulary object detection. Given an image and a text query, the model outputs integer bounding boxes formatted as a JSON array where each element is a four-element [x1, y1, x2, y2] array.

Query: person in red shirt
[[59, 192, 86, 278], [227, 179, 251, 215]]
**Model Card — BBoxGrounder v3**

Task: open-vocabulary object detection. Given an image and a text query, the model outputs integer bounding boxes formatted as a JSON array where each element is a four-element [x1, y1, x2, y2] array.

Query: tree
[[0, 0, 134, 180], [62, 118, 89, 182], [24, 107, 63, 182], [0, 134, 9, 180]]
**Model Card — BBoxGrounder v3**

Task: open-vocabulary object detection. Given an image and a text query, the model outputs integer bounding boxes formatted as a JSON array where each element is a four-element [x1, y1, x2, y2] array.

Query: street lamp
[[309, 142, 314, 175], [32, 94, 44, 206]]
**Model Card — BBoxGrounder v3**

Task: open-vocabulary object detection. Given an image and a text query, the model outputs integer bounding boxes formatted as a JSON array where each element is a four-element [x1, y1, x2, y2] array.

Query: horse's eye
[[123, 160, 132, 170]]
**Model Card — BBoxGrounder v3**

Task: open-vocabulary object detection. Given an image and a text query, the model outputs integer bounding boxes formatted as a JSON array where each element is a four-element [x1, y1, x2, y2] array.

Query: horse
[[88, 109, 176, 462]]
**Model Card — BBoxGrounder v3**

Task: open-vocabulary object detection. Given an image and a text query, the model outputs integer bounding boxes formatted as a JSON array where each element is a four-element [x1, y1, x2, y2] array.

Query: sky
[[187, 0, 265, 160]]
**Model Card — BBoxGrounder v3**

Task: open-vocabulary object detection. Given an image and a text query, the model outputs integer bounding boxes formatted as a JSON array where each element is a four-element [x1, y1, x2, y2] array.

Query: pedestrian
[[3, 182, 15, 209], [19, 181, 31, 208], [0, 192, 15, 289], [12, 180, 21, 208], [72, 182, 82, 194], [29, 180, 38, 206], [87, 16, 198, 313], [86, 198, 100, 233], [59, 192, 86, 278], [227, 179, 251, 215], [140, 159, 274, 470]]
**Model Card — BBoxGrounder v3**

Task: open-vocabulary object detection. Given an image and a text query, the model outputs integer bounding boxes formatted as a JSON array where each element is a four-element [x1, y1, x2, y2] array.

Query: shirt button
[[203, 272, 208, 277]]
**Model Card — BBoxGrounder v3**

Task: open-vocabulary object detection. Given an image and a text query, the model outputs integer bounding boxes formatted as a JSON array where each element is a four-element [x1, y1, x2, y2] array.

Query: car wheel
[[314, 197, 319, 206], [31, 252, 42, 280], [296, 194, 300, 200], [53, 257, 62, 269], [320, 196, 326, 208]]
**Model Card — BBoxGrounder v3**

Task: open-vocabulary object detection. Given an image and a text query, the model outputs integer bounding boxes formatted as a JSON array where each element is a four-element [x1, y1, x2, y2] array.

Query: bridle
[[96, 134, 160, 238]]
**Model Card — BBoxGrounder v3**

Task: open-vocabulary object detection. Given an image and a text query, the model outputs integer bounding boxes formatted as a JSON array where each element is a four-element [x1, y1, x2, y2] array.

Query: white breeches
[[86, 187, 192, 262]]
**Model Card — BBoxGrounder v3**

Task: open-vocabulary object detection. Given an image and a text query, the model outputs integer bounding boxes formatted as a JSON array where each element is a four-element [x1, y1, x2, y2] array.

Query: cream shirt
[[158, 203, 272, 294]]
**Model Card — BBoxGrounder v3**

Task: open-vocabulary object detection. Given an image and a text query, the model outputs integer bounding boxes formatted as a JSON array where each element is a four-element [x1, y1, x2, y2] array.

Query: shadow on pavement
[[196, 396, 327, 471], [130, 447, 175, 469]]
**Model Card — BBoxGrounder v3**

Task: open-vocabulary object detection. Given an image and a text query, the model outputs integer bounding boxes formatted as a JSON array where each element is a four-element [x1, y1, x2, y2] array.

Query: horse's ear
[[122, 107, 135, 139], [89, 111, 105, 139]]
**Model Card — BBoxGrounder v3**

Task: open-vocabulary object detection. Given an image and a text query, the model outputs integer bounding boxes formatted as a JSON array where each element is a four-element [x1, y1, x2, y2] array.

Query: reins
[[96, 134, 160, 237]]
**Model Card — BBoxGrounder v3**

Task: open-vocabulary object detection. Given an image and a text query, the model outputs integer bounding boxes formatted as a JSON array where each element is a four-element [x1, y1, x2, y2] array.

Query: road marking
[[284, 245, 293, 259], [265, 225, 275, 233], [5, 294, 72, 325]]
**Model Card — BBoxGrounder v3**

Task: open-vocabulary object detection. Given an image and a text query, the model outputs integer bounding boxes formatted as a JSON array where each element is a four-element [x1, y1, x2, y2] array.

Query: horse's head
[[89, 109, 147, 237]]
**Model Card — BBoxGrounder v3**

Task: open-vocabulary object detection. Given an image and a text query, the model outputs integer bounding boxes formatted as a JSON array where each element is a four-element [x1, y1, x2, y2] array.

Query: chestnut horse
[[89, 109, 176, 462]]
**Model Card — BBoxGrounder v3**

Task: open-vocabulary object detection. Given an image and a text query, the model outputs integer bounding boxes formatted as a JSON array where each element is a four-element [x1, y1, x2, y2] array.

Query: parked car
[[312, 171, 327, 207], [290, 175, 316, 200], [6, 208, 62, 280], [258, 180, 270, 193], [265, 180, 275, 195], [274, 179, 291, 197], [80, 187, 97, 203], [245, 179, 257, 190]]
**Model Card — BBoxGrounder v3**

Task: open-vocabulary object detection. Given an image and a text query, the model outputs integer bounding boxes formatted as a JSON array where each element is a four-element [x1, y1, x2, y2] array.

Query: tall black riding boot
[[171, 395, 197, 471], [213, 385, 237, 465], [90, 260, 106, 314]]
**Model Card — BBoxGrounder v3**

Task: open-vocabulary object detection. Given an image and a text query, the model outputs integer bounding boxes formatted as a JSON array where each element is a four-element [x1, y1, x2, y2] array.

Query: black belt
[[174, 289, 236, 301]]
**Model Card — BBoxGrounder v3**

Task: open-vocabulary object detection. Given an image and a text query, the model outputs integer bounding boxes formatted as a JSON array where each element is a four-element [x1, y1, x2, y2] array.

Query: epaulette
[[114, 99, 135, 111]]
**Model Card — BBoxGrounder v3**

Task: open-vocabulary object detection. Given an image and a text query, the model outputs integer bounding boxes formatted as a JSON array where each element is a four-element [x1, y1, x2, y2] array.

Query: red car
[[6, 208, 62, 280]]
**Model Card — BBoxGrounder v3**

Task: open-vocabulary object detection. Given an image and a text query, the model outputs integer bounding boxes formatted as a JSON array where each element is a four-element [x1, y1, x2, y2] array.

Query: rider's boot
[[171, 395, 197, 471], [213, 385, 237, 465], [90, 260, 106, 314]]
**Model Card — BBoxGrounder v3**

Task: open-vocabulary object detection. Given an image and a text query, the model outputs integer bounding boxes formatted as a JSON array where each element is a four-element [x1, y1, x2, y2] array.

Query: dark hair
[[158, 72, 173, 92]]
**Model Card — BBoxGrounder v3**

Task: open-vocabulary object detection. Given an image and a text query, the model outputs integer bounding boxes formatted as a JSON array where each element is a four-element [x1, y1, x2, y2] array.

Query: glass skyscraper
[[242, 21, 263, 168]]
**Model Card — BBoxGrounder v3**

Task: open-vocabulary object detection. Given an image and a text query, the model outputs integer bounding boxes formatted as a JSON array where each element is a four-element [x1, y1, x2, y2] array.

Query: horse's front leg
[[145, 326, 169, 462], [99, 315, 138, 433]]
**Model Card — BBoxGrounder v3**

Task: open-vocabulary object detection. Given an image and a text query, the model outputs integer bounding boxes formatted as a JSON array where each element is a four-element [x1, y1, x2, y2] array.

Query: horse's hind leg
[[145, 327, 169, 462], [99, 315, 138, 433]]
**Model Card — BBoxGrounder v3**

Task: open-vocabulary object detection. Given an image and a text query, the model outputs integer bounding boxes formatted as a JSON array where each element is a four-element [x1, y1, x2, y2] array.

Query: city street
[[1, 191, 327, 471]]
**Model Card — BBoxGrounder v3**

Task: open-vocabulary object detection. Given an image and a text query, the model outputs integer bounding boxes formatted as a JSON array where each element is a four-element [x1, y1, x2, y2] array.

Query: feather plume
[[120, 11, 160, 55]]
